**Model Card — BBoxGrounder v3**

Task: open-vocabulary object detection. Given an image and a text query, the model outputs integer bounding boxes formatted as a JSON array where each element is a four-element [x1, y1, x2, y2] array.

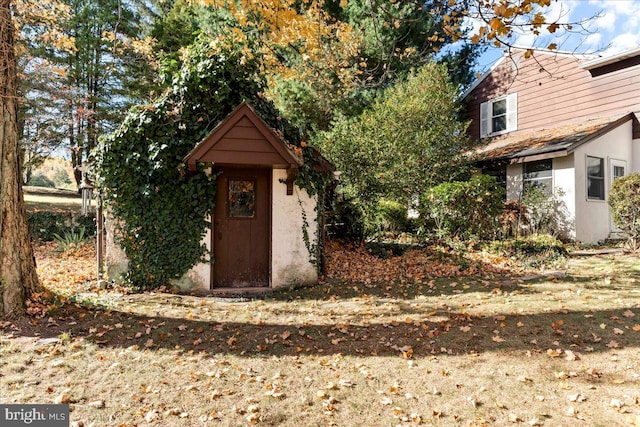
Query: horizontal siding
[[222, 125, 265, 140], [200, 151, 286, 166], [214, 138, 279, 153], [466, 52, 640, 141]]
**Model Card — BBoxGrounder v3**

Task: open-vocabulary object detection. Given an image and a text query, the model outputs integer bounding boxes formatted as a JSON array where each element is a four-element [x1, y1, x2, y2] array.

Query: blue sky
[[474, 0, 640, 72]]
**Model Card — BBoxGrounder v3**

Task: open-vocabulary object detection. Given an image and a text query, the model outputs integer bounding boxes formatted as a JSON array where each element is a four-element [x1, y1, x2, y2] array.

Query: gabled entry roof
[[184, 102, 303, 171]]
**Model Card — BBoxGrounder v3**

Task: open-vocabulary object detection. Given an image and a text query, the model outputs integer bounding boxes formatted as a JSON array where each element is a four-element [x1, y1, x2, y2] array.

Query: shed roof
[[184, 102, 303, 171], [475, 113, 634, 165]]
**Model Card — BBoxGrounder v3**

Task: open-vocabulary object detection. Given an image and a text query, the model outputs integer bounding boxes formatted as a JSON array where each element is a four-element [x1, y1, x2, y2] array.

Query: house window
[[586, 156, 605, 200], [482, 166, 507, 193], [523, 159, 552, 195], [491, 99, 507, 133], [480, 93, 518, 138]]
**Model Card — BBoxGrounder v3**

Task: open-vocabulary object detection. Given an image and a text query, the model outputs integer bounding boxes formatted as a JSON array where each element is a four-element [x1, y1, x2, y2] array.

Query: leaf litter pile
[[1, 240, 640, 426]]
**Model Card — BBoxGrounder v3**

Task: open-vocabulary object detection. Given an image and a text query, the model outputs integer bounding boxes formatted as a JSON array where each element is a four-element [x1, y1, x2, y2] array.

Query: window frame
[[522, 159, 553, 196], [480, 93, 518, 138], [586, 155, 605, 201]]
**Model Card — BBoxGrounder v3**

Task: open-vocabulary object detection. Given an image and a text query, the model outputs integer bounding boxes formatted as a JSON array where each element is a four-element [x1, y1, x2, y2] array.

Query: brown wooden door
[[213, 167, 270, 288]]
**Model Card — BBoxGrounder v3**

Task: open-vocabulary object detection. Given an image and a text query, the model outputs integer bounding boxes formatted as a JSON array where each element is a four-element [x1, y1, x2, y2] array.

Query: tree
[[316, 62, 471, 227], [1, 0, 41, 317]]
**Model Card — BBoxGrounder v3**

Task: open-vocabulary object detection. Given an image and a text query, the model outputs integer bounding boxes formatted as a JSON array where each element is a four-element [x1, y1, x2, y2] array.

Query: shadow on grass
[[5, 302, 638, 359], [267, 276, 538, 302]]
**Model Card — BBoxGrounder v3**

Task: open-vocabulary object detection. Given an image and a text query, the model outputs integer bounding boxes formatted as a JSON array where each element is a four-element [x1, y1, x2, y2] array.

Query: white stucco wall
[[271, 169, 318, 288], [552, 155, 576, 240], [633, 138, 640, 173], [186, 169, 319, 291], [184, 220, 211, 291], [573, 120, 634, 243], [506, 163, 523, 201]]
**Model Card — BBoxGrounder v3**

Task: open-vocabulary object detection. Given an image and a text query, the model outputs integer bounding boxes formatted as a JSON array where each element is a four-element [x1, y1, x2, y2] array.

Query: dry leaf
[[145, 409, 159, 422], [565, 350, 579, 361]]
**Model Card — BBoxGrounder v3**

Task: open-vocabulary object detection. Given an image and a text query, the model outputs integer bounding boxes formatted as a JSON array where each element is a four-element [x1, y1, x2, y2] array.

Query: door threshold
[[209, 287, 272, 298]]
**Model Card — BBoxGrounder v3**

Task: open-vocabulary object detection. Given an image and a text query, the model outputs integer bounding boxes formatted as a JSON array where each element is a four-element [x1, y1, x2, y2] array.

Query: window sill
[[482, 129, 513, 139]]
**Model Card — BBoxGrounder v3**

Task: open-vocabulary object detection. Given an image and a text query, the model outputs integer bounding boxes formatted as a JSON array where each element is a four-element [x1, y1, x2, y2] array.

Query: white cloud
[[606, 33, 640, 54], [593, 10, 616, 32]]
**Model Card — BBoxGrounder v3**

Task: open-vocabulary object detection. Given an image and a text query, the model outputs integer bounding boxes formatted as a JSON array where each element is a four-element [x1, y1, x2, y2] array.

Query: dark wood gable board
[[184, 102, 302, 194]]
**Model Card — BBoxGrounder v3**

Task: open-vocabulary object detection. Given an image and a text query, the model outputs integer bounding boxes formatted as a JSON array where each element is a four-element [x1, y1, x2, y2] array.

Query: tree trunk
[[0, 0, 41, 318]]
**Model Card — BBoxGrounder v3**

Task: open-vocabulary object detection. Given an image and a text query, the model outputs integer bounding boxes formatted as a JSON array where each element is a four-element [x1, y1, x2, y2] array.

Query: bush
[[53, 227, 89, 253], [28, 172, 56, 188], [326, 196, 365, 241], [420, 175, 505, 240], [52, 168, 72, 187], [520, 187, 569, 238], [487, 234, 568, 269], [365, 199, 410, 237], [609, 173, 640, 251], [28, 211, 96, 241]]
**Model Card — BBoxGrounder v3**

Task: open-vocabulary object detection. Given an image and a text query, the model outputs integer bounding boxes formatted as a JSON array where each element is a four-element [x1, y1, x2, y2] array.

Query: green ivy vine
[[294, 146, 336, 273], [95, 36, 293, 289]]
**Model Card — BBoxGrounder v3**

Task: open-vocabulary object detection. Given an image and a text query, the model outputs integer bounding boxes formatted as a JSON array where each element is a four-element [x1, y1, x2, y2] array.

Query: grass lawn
[[24, 186, 82, 213], [1, 242, 639, 426]]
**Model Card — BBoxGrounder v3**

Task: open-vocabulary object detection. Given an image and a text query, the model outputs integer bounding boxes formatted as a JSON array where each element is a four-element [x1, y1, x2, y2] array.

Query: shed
[[106, 102, 328, 292]]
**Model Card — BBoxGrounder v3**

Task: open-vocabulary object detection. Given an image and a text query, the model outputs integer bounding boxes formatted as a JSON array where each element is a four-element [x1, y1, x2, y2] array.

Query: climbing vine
[[95, 36, 294, 289], [294, 146, 336, 273]]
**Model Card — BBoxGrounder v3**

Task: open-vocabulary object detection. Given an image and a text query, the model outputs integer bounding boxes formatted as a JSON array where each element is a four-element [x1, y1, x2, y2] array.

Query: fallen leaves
[[323, 240, 509, 285]]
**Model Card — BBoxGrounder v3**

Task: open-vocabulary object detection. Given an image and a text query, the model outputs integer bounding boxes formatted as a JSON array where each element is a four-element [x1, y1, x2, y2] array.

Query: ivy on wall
[[95, 36, 300, 289]]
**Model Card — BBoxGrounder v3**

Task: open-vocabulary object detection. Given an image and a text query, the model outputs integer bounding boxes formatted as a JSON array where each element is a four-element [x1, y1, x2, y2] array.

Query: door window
[[228, 179, 256, 218]]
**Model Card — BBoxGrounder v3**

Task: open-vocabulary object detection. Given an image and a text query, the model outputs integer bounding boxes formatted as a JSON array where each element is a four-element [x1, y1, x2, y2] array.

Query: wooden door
[[213, 167, 270, 288]]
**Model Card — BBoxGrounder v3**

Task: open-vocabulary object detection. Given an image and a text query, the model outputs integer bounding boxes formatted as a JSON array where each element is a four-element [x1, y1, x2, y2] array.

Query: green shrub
[[28, 211, 71, 241], [365, 199, 410, 237], [487, 234, 568, 269], [28, 172, 56, 188], [609, 173, 640, 251], [28, 211, 96, 241], [420, 174, 505, 240], [53, 227, 89, 253], [326, 195, 365, 241], [52, 168, 72, 187]]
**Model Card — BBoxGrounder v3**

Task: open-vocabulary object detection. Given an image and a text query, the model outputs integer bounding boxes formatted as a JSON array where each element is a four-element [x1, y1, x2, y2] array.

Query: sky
[[475, 0, 640, 72]]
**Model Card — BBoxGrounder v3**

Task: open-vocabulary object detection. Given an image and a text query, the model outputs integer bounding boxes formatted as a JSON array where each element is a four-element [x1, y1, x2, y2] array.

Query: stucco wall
[[552, 156, 576, 240], [186, 169, 318, 290], [183, 220, 211, 292], [271, 169, 318, 288], [574, 120, 634, 243], [505, 164, 523, 201], [633, 138, 640, 173]]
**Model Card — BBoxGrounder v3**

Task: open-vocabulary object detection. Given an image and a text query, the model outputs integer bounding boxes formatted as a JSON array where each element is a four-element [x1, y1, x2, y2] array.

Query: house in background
[[463, 47, 640, 243]]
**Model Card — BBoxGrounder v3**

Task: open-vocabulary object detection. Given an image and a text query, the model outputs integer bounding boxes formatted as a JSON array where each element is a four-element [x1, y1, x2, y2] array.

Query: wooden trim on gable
[[184, 102, 302, 171]]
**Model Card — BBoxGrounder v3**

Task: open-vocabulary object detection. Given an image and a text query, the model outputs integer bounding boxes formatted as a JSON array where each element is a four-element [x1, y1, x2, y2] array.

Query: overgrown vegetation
[[28, 211, 95, 242], [609, 173, 640, 251], [486, 234, 569, 269], [317, 63, 473, 236], [96, 36, 328, 289], [420, 174, 505, 240]]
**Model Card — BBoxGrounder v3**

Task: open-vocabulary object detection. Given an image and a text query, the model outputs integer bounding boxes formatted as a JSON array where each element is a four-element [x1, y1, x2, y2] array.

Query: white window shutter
[[506, 93, 518, 132], [480, 101, 490, 138]]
